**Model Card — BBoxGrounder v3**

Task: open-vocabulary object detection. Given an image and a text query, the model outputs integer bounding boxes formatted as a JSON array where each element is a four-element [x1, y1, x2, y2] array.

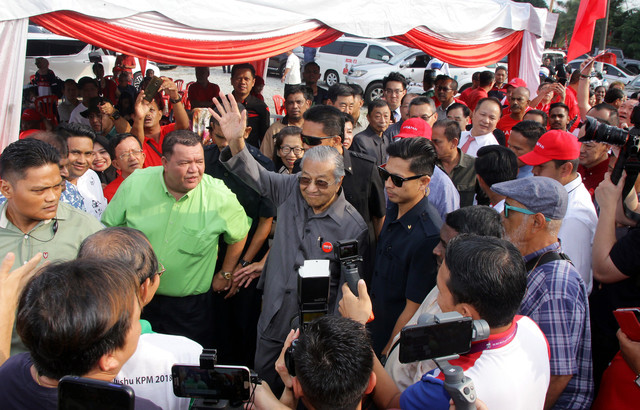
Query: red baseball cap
[[394, 117, 432, 140], [506, 78, 527, 88], [519, 130, 581, 166], [21, 108, 41, 122]]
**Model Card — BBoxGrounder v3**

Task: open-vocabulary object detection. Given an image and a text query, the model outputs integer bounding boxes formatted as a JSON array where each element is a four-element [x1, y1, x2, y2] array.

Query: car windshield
[[388, 49, 421, 65], [388, 45, 409, 55]]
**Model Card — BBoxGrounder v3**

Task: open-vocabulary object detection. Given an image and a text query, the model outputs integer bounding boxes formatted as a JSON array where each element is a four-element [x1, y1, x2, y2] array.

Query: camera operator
[[249, 315, 490, 410], [340, 234, 550, 410]]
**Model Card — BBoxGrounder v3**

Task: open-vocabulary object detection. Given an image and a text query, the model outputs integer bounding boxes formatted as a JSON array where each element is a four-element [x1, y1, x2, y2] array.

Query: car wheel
[[325, 70, 339, 87], [132, 71, 143, 89], [365, 81, 384, 104]]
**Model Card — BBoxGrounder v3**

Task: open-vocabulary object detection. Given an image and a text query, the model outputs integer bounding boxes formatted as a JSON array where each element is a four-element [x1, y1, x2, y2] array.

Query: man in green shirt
[[0, 139, 103, 355], [102, 130, 250, 347]]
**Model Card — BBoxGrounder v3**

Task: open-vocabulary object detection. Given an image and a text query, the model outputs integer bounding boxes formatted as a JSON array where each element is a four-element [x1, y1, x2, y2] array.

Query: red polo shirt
[[496, 106, 532, 141], [466, 88, 489, 111], [578, 156, 610, 202], [143, 123, 176, 167], [103, 174, 124, 202]]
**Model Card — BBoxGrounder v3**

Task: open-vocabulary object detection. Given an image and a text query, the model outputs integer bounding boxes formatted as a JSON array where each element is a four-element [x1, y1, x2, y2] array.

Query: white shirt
[[458, 130, 499, 157], [116, 332, 203, 409], [392, 107, 401, 123], [68, 103, 90, 125], [492, 199, 505, 214], [76, 169, 107, 220], [401, 315, 550, 410], [558, 175, 597, 294], [284, 53, 301, 85]]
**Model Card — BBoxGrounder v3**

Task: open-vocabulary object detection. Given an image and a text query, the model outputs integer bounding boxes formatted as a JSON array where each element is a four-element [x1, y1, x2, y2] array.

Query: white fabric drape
[[0, 18, 28, 150], [519, 31, 545, 98]]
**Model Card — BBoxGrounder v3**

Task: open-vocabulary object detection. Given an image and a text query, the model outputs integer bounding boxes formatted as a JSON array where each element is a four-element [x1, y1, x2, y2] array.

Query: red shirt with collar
[[103, 174, 124, 202], [143, 123, 176, 167], [578, 156, 610, 201], [466, 88, 489, 111]]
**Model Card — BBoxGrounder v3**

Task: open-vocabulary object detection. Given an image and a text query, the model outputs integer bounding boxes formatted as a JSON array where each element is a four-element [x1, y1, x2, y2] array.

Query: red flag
[[566, 0, 608, 61]]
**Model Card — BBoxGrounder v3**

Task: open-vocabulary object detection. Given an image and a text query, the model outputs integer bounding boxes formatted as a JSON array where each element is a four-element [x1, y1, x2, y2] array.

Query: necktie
[[460, 135, 475, 154]]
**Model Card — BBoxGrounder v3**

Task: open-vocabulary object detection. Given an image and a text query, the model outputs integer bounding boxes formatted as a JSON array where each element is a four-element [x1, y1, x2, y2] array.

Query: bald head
[[509, 87, 530, 117]]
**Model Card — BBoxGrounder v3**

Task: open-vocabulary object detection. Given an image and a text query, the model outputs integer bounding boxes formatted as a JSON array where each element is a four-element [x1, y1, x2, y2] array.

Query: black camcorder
[[579, 105, 640, 221]]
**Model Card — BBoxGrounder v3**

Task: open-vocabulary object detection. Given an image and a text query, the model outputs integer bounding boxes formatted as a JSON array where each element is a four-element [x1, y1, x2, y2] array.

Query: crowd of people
[[1, 50, 640, 409]]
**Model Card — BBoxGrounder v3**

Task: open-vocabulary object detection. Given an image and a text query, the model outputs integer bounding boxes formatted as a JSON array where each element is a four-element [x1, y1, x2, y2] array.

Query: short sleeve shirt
[[188, 82, 220, 105], [369, 196, 441, 354], [101, 166, 250, 297], [143, 123, 176, 167]]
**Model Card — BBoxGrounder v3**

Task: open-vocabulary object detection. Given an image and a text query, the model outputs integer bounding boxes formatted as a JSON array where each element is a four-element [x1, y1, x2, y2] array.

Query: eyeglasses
[[436, 86, 453, 92], [377, 165, 426, 187], [301, 134, 335, 146], [118, 149, 144, 160], [503, 203, 550, 221], [156, 262, 165, 277], [280, 146, 304, 155], [298, 175, 337, 190], [385, 88, 404, 95]]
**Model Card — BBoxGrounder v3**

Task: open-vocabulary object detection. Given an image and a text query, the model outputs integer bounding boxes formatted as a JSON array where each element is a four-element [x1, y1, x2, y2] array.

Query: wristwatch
[[220, 271, 232, 280], [110, 110, 121, 120], [239, 259, 251, 268], [169, 96, 182, 104]]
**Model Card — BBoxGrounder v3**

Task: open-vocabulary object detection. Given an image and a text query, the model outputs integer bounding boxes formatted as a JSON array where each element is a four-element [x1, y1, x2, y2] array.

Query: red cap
[[394, 117, 432, 140], [21, 108, 41, 122], [519, 130, 581, 166], [506, 78, 527, 88]]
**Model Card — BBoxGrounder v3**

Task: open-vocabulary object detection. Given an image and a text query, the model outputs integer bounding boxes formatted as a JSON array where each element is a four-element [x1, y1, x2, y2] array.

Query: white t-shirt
[[400, 315, 551, 410], [458, 130, 499, 157], [115, 332, 203, 410], [285, 54, 301, 85], [68, 103, 91, 125], [76, 169, 107, 220], [559, 175, 597, 294]]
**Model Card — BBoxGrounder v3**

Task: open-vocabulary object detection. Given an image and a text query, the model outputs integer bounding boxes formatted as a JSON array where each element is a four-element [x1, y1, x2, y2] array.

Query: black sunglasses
[[301, 134, 335, 146], [377, 165, 426, 187]]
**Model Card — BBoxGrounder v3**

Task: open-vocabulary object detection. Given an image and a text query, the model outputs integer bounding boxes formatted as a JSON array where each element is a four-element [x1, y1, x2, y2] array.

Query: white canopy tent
[[0, 0, 557, 149]]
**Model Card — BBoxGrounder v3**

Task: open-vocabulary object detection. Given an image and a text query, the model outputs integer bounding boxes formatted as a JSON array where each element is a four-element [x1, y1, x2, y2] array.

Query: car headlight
[[349, 70, 367, 77]]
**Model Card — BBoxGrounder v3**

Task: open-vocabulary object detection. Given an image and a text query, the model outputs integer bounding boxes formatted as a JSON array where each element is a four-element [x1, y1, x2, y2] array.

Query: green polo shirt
[[0, 201, 103, 270], [102, 166, 250, 297], [0, 201, 103, 355]]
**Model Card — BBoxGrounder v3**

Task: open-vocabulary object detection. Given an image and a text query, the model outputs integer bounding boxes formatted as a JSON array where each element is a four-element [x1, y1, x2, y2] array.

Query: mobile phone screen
[[58, 376, 134, 410], [171, 364, 251, 401], [399, 318, 473, 363]]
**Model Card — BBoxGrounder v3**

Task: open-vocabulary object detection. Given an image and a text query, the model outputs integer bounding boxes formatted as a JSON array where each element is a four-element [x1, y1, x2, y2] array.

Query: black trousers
[[142, 290, 214, 348]]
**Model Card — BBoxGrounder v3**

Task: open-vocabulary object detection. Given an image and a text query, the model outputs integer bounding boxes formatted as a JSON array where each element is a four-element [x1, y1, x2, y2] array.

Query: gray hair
[[300, 146, 345, 181]]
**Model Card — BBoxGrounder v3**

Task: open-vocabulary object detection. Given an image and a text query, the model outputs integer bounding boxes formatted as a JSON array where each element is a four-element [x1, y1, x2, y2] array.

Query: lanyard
[[468, 322, 518, 354]]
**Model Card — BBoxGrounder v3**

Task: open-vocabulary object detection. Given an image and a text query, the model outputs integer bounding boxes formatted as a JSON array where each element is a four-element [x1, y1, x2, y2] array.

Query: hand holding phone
[[614, 308, 640, 341], [143, 76, 164, 102]]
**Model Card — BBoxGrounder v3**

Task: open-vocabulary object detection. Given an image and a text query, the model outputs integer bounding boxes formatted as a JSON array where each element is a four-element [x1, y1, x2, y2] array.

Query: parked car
[[315, 36, 408, 87], [605, 47, 640, 75], [625, 74, 640, 97], [346, 48, 499, 104], [568, 61, 636, 85], [267, 47, 304, 77], [24, 27, 159, 89]]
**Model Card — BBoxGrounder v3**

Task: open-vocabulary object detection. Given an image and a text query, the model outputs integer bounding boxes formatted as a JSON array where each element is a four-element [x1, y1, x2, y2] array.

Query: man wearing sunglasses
[[214, 94, 368, 391], [519, 130, 597, 294], [492, 177, 593, 410], [370, 137, 441, 359]]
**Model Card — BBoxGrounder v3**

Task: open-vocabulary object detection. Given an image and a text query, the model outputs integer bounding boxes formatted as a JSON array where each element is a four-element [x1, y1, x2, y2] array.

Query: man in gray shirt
[[214, 94, 369, 391]]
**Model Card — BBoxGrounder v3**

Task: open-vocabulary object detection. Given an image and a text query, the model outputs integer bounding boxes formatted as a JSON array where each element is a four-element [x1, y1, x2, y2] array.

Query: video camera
[[172, 350, 260, 409], [399, 312, 491, 410], [579, 105, 640, 221], [291, 240, 363, 331]]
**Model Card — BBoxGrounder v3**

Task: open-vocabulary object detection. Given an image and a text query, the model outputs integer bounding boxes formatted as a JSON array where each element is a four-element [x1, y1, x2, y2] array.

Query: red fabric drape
[[508, 41, 522, 82], [31, 11, 342, 66], [391, 28, 524, 68]]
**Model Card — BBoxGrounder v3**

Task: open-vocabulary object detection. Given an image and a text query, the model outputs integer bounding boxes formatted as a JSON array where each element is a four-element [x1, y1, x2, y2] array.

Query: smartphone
[[171, 364, 251, 402], [614, 307, 640, 342], [399, 316, 473, 363], [58, 376, 134, 410], [143, 76, 164, 102]]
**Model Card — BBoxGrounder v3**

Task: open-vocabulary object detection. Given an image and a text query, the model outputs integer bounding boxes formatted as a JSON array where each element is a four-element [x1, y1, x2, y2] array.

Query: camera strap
[[468, 322, 518, 354]]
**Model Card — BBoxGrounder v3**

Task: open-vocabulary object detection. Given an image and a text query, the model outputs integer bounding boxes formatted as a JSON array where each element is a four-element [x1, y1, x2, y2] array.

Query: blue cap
[[491, 176, 568, 220]]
